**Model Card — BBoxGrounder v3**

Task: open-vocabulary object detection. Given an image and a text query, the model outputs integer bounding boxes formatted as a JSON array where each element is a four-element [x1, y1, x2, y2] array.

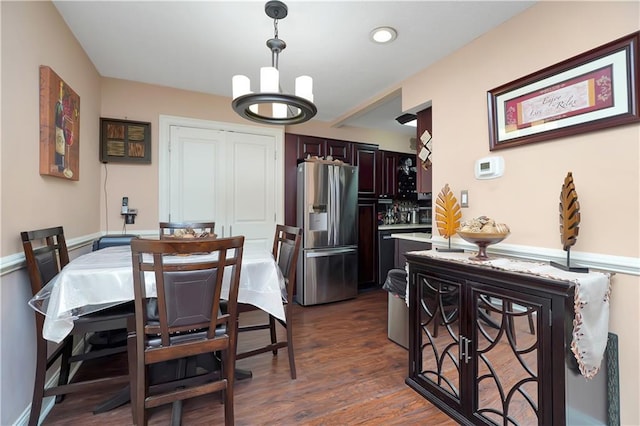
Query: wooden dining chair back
[[128, 236, 244, 426], [21, 226, 132, 426], [159, 221, 216, 240], [236, 225, 302, 379]]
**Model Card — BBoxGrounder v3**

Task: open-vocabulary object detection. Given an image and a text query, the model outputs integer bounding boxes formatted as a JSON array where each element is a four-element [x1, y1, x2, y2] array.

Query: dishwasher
[[377, 228, 420, 285]]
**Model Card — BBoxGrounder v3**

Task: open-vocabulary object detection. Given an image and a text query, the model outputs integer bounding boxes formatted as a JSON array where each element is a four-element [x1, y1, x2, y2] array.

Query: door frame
[[158, 115, 285, 224]]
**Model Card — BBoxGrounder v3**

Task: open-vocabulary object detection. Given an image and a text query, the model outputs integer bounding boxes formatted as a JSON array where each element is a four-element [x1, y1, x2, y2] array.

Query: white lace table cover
[[406, 249, 611, 379], [31, 245, 286, 343]]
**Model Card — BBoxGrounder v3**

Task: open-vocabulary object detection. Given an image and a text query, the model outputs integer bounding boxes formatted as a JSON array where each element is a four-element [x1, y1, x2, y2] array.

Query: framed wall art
[[100, 118, 151, 164], [487, 31, 639, 151], [39, 66, 80, 180]]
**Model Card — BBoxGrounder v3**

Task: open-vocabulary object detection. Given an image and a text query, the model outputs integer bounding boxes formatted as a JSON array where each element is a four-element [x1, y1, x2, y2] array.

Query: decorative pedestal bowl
[[457, 231, 510, 261]]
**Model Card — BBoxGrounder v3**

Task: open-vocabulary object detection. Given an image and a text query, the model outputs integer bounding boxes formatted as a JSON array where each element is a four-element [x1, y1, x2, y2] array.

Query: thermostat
[[475, 156, 504, 180]]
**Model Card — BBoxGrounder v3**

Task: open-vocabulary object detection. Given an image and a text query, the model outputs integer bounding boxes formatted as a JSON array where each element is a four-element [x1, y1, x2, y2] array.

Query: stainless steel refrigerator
[[296, 161, 358, 306]]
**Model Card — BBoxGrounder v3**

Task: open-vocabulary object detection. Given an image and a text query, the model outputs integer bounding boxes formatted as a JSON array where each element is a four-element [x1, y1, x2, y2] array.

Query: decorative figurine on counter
[[551, 172, 588, 273], [435, 183, 464, 252]]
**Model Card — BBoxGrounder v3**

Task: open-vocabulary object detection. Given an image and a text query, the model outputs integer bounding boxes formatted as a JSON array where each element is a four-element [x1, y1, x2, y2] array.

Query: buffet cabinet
[[405, 252, 608, 426]]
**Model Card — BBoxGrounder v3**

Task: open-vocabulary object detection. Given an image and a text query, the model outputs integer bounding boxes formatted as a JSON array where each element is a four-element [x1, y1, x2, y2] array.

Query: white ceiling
[[53, 1, 535, 136]]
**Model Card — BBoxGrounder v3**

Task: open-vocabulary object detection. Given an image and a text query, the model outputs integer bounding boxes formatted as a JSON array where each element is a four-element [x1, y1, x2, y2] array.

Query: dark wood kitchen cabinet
[[326, 139, 352, 163], [357, 199, 377, 289], [292, 134, 352, 163], [416, 107, 432, 193], [405, 252, 610, 426], [378, 150, 400, 199], [295, 134, 325, 159], [352, 143, 378, 198]]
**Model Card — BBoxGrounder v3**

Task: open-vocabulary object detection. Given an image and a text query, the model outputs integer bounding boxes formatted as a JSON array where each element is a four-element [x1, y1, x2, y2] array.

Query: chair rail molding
[[0, 230, 157, 276], [427, 236, 639, 276]]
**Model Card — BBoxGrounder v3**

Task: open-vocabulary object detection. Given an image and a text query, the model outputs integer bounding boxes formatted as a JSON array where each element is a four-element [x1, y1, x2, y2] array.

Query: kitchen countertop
[[378, 223, 431, 231], [390, 232, 432, 242]]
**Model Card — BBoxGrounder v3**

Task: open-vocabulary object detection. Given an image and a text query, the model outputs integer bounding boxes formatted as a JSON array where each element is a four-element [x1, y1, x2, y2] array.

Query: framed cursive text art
[[487, 31, 639, 151]]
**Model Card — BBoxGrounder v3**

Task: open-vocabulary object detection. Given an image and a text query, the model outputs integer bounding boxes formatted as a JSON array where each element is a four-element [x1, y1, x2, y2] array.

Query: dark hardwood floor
[[42, 289, 456, 425]]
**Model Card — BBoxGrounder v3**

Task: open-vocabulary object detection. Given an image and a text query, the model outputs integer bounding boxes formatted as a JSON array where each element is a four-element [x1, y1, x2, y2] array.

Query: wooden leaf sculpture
[[435, 184, 462, 239], [558, 172, 581, 251]]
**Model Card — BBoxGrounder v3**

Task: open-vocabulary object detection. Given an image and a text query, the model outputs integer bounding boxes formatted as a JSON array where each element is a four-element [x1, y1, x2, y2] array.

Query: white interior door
[[166, 123, 277, 251], [225, 131, 276, 251], [169, 126, 226, 224]]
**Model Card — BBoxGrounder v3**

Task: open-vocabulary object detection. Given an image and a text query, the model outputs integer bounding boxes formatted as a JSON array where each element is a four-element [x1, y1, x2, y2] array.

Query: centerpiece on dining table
[[164, 228, 215, 239], [457, 215, 510, 261]]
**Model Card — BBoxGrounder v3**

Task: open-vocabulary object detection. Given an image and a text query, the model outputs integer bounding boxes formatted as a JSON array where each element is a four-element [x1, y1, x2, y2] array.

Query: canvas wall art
[[39, 66, 80, 180]]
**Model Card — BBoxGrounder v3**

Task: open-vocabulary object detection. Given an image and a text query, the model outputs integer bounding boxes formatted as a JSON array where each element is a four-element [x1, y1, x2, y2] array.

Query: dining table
[[30, 244, 286, 344], [28, 243, 287, 414]]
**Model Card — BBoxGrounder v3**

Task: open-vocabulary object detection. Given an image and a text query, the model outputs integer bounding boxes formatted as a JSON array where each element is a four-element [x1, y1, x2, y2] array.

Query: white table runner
[[407, 249, 611, 379]]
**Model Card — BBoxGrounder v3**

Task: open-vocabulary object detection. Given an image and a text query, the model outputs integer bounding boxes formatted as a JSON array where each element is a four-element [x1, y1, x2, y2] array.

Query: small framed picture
[[100, 118, 151, 164]]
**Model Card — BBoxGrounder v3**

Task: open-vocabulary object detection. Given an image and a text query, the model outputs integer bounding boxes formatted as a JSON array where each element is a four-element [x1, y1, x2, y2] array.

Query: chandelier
[[232, 1, 317, 125]]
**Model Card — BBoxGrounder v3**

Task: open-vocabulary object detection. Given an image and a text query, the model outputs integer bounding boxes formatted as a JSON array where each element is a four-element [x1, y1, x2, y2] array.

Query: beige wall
[[402, 1, 640, 423], [1, 1, 102, 256]]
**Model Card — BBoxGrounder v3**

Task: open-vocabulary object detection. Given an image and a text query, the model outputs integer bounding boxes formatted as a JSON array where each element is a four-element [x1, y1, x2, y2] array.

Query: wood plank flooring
[[42, 289, 456, 425]]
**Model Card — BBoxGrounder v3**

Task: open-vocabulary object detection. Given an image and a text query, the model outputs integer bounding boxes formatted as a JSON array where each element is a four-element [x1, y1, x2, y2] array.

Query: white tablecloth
[[30, 245, 286, 343], [407, 249, 611, 379]]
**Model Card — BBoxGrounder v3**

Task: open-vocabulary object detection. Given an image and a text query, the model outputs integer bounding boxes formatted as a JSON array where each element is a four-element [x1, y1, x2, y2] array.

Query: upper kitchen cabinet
[[353, 143, 378, 199], [292, 134, 352, 163], [378, 150, 400, 199], [416, 107, 433, 193], [295, 134, 325, 159], [378, 150, 418, 200], [326, 139, 352, 163]]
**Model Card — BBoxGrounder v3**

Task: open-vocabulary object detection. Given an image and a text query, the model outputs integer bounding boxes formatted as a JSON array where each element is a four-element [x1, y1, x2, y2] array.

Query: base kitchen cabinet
[[405, 251, 610, 426]]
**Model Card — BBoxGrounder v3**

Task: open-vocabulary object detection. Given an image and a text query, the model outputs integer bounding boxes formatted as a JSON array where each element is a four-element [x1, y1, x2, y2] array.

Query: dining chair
[[128, 236, 244, 426], [21, 226, 133, 426], [159, 221, 216, 239], [235, 225, 302, 379], [89, 234, 139, 348]]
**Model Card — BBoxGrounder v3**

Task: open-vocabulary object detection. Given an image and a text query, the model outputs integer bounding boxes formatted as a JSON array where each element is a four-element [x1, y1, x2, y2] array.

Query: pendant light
[[232, 1, 317, 125]]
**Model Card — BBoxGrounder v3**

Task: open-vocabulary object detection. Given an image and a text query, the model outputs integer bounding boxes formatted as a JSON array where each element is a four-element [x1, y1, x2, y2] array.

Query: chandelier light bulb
[[273, 103, 288, 118], [295, 76, 313, 102], [260, 67, 279, 93], [232, 75, 250, 100]]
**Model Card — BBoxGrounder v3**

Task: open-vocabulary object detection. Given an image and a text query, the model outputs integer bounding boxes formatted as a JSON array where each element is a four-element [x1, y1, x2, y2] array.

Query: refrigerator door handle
[[334, 166, 341, 245], [305, 248, 357, 257], [328, 165, 336, 246]]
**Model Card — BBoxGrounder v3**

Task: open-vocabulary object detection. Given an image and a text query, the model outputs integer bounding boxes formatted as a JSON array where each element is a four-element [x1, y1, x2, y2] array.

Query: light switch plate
[[461, 190, 469, 207]]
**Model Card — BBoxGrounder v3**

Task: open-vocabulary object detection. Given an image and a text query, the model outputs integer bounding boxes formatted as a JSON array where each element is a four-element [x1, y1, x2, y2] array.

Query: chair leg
[[222, 349, 234, 426], [56, 336, 73, 403], [432, 308, 439, 338], [127, 332, 138, 425], [285, 322, 296, 380], [29, 335, 50, 426], [269, 315, 277, 355], [527, 308, 535, 334]]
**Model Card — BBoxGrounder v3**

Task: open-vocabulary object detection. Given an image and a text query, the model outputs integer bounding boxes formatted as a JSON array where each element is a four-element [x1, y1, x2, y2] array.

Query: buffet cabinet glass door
[[409, 272, 552, 425]]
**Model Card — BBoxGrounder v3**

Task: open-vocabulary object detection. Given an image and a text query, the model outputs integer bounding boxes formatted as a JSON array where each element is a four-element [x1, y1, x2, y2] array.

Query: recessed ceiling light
[[370, 26, 397, 44]]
